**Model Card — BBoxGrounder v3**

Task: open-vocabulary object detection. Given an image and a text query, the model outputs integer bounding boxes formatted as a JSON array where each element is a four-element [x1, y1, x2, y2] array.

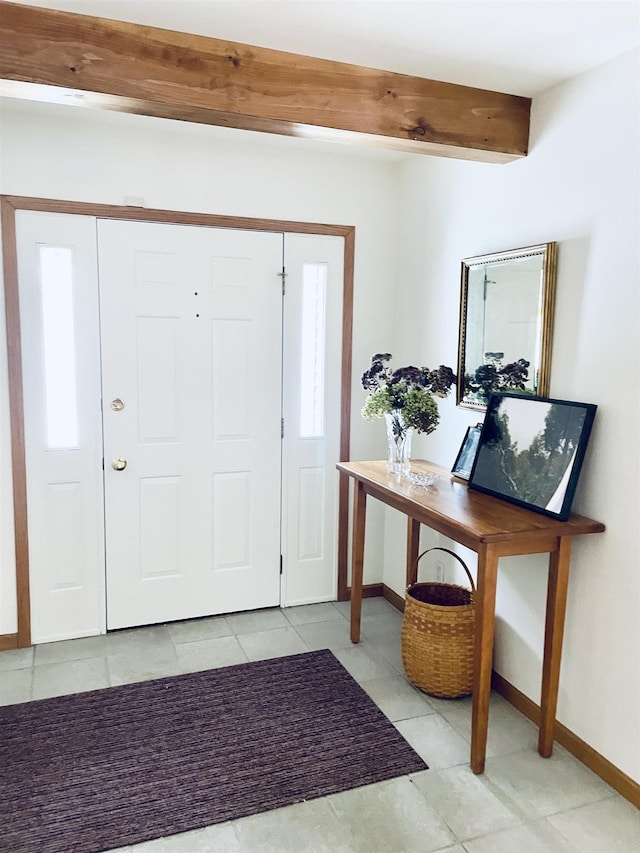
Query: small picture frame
[[468, 393, 597, 520], [452, 423, 483, 480]]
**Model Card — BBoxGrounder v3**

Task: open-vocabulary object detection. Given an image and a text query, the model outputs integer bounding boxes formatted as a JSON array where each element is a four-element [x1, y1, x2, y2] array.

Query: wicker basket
[[401, 547, 476, 698]]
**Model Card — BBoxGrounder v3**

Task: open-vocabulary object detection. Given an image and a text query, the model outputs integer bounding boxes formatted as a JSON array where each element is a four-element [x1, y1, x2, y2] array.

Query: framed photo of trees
[[468, 393, 597, 521]]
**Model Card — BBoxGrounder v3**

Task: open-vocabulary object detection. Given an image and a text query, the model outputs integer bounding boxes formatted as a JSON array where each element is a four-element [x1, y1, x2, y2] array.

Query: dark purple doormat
[[0, 649, 427, 853]]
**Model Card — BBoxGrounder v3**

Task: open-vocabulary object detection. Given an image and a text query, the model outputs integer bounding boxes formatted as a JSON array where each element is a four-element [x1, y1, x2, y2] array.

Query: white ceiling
[[7, 0, 640, 97]]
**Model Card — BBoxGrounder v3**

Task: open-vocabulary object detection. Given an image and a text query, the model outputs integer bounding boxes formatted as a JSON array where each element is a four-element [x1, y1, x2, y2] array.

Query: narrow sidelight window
[[39, 245, 80, 448], [299, 263, 327, 438]]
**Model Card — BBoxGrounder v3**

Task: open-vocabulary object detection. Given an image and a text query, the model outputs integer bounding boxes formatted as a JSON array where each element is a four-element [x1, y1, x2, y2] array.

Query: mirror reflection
[[457, 243, 557, 410]]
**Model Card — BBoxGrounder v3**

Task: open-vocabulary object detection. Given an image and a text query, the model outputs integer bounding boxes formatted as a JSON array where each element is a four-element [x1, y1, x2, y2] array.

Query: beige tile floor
[[1, 597, 638, 852]]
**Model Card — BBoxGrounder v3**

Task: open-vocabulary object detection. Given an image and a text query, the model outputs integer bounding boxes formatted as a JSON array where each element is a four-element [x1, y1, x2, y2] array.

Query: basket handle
[[413, 546, 476, 592]]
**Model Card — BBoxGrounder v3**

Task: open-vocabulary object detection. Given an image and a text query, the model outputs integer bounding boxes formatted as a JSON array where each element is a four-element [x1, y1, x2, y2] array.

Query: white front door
[[98, 220, 284, 629]]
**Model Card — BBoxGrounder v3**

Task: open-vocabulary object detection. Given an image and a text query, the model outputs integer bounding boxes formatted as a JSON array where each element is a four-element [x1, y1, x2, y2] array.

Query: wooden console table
[[337, 459, 605, 774]]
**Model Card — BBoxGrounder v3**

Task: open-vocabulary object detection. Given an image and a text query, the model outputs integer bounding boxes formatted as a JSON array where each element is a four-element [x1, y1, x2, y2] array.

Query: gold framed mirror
[[457, 242, 557, 410]]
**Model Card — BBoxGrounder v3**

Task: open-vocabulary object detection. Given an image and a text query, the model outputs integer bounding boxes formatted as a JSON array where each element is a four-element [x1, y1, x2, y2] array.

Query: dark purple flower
[[361, 353, 456, 397], [390, 366, 423, 385], [361, 353, 393, 390]]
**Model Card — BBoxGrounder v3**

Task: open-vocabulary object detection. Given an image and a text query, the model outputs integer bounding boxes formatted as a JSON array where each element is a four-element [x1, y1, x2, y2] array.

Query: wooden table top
[[337, 460, 605, 550]]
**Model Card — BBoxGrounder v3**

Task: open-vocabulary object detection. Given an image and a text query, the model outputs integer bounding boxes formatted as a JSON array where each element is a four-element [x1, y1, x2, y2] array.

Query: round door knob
[[111, 457, 127, 471]]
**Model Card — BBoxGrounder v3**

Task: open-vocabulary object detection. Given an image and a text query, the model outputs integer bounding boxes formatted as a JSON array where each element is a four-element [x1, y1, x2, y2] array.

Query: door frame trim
[[1, 195, 355, 646]]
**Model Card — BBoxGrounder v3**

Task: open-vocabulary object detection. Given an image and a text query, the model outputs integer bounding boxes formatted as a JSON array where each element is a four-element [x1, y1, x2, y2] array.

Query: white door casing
[[17, 211, 105, 643], [98, 220, 283, 629]]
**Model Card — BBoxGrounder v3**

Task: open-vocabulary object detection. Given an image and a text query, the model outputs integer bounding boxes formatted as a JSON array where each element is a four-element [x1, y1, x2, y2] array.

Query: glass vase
[[384, 410, 414, 476]]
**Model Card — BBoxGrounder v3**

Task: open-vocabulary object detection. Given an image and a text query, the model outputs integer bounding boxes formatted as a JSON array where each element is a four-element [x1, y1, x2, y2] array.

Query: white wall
[[389, 49, 640, 783], [0, 100, 402, 632]]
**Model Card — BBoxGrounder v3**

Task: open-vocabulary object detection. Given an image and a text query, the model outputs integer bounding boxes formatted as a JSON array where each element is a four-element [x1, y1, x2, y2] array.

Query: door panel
[[281, 234, 343, 605], [16, 211, 105, 643], [98, 220, 283, 629]]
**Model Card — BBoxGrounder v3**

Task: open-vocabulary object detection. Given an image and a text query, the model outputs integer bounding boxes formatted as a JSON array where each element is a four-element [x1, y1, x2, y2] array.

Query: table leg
[[539, 536, 571, 757], [471, 543, 499, 774], [406, 518, 420, 587], [350, 480, 367, 643]]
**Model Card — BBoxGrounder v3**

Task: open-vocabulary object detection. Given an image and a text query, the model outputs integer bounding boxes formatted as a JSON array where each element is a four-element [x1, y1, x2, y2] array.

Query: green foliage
[[361, 387, 392, 421], [403, 388, 440, 434]]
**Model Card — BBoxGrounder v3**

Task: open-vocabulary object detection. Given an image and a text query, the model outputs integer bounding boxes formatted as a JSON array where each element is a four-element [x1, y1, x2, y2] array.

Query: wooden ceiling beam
[[0, 2, 531, 162]]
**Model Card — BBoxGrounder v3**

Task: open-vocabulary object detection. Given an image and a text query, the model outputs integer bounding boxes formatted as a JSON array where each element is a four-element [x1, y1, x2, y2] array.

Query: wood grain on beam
[[0, 2, 530, 162]]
